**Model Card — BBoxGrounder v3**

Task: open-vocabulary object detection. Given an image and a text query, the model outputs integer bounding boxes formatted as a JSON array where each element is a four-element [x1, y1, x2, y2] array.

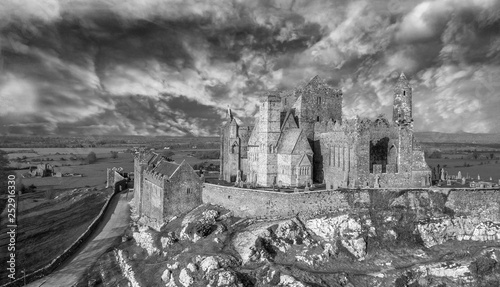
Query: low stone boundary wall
[[2, 189, 119, 287], [202, 183, 370, 220]]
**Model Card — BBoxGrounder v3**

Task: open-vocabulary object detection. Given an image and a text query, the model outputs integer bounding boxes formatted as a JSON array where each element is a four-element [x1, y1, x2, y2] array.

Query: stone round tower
[[393, 72, 413, 125]]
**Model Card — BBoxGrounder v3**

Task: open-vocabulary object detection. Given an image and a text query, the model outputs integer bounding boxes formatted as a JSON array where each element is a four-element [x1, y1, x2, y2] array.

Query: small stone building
[[134, 151, 203, 230], [106, 167, 128, 192], [29, 163, 54, 177]]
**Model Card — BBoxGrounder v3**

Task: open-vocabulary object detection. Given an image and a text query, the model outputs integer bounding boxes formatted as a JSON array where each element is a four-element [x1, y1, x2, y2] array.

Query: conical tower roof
[[395, 72, 411, 90]]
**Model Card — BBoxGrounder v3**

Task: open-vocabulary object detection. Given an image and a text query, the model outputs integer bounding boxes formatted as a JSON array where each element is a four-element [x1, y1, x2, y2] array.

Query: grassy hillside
[[0, 188, 112, 285]]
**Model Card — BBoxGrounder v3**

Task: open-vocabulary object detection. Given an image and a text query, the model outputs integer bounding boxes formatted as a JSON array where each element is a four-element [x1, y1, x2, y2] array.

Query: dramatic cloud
[[1, 0, 500, 136]]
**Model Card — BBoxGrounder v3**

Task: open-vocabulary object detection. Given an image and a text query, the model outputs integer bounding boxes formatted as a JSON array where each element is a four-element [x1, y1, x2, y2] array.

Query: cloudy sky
[[1, 0, 499, 136]]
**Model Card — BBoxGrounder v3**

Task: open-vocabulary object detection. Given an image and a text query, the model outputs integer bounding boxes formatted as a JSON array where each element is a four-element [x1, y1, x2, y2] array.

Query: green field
[[170, 150, 219, 166], [3, 147, 219, 191], [12, 151, 135, 191]]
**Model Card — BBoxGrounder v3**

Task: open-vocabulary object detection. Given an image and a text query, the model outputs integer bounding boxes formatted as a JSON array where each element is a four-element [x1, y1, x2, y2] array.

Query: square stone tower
[[256, 93, 282, 186]]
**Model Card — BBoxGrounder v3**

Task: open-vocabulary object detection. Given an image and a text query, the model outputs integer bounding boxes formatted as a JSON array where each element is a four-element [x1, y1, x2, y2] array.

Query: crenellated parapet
[[143, 169, 167, 187]]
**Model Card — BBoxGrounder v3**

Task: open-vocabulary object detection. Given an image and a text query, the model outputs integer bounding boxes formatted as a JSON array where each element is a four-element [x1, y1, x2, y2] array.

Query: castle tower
[[220, 107, 242, 182], [393, 73, 413, 124], [393, 73, 414, 173], [256, 94, 281, 186]]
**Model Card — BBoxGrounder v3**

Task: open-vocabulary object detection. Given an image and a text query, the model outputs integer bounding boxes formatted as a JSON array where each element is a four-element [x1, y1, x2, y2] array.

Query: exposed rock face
[[132, 225, 160, 256], [216, 270, 239, 286], [179, 268, 194, 287], [178, 206, 223, 242], [232, 218, 318, 264], [114, 249, 141, 287], [114, 194, 500, 287], [306, 214, 371, 260], [203, 209, 219, 223], [279, 274, 309, 287], [412, 261, 474, 283], [161, 232, 178, 249], [472, 222, 500, 241], [232, 221, 275, 264], [417, 216, 500, 248], [161, 268, 172, 283], [199, 255, 239, 273], [193, 255, 242, 287]]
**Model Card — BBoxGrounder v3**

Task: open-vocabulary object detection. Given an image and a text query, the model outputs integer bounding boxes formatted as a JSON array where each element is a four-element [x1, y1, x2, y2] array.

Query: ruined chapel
[[220, 73, 432, 188]]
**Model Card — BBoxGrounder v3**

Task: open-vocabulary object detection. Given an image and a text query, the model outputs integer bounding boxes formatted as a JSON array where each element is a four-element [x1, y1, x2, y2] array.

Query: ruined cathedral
[[220, 73, 432, 188]]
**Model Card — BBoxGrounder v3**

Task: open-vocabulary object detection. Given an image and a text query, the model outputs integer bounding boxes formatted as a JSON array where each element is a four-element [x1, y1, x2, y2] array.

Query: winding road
[[26, 190, 131, 287]]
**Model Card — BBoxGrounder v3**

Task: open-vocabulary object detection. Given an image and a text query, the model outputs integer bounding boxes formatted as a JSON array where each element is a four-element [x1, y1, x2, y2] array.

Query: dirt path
[[26, 191, 131, 287]]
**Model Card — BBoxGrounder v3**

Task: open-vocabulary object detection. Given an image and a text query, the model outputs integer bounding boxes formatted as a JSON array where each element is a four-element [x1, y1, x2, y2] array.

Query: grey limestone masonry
[[203, 183, 370, 220], [446, 189, 500, 222], [220, 73, 432, 188], [106, 168, 125, 188], [133, 151, 203, 230], [203, 183, 500, 221]]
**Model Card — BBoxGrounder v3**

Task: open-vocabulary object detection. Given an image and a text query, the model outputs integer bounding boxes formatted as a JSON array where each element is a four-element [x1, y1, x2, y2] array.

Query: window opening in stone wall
[[187, 188, 191, 194], [369, 137, 389, 173], [342, 147, 345, 171], [403, 90, 406, 96], [332, 147, 335, 167], [316, 116, 320, 122], [337, 147, 340, 167]]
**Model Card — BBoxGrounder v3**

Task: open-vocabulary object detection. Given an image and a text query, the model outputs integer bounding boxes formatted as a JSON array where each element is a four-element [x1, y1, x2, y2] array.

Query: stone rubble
[[114, 249, 141, 287]]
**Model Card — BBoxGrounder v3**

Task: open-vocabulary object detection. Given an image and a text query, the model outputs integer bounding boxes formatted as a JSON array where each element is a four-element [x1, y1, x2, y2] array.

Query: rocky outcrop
[[116, 194, 500, 287], [178, 268, 194, 287], [132, 225, 160, 256], [161, 232, 178, 249], [114, 249, 141, 287], [232, 218, 317, 264], [417, 216, 500, 248], [306, 214, 372, 260], [177, 206, 225, 242], [198, 255, 239, 273], [195, 255, 242, 287], [278, 274, 309, 287]]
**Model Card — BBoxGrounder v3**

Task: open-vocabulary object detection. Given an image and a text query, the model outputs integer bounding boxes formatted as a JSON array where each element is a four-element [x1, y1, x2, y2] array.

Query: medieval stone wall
[[202, 183, 370, 220], [133, 157, 143, 214], [203, 184, 500, 222], [446, 189, 500, 222]]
